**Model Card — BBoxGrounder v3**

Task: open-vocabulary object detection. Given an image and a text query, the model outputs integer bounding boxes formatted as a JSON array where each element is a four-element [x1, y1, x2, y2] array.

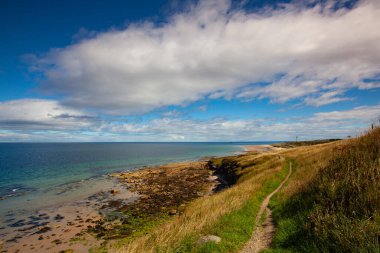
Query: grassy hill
[[104, 128, 379, 253], [266, 127, 380, 252], [273, 139, 341, 148]]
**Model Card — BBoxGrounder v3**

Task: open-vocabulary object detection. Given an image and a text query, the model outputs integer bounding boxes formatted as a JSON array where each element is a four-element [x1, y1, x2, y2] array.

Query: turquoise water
[[0, 142, 274, 218]]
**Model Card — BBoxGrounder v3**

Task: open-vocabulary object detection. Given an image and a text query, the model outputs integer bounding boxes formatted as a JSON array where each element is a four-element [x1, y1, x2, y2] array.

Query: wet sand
[[0, 179, 137, 253], [2, 205, 102, 253]]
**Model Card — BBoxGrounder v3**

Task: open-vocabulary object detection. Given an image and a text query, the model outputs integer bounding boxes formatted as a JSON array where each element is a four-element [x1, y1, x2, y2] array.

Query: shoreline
[[0, 145, 273, 253], [243, 145, 285, 153]]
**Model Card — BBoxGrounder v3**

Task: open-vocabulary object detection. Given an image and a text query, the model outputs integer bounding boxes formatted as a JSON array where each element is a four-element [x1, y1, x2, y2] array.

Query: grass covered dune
[[97, 128, 379, 253]]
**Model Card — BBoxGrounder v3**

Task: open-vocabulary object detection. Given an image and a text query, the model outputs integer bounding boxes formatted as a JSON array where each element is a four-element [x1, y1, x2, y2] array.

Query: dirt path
[[240, 162, 293, 253]]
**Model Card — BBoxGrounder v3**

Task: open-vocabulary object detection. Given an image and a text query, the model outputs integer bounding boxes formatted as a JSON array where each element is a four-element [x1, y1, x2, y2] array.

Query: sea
[[0, 142, 275, 224]]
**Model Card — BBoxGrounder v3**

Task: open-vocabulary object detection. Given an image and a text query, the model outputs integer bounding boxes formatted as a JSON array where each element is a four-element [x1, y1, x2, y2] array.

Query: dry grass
[[277, 141, 340, 197], [112, 152, 285, 253], [267, 128, 380, 252], [107, 131, 376, 253]]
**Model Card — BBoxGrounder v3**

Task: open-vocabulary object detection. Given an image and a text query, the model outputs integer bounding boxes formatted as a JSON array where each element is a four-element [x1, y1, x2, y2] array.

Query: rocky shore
[[87, 161, 219, 242], [113, 161, 218, 214]]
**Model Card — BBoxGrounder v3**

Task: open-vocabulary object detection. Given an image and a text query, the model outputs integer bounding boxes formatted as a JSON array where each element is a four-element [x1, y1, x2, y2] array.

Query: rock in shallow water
[[197, 235, 222, 245], [9, 219, 25, 227], [36, 226, 51, 234], [54, 214, 65, 221]]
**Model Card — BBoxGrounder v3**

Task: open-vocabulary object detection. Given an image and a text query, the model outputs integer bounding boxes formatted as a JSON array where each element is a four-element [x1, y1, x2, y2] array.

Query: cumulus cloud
[[32, 0, 380, 114], [0, 99, 95, 130]]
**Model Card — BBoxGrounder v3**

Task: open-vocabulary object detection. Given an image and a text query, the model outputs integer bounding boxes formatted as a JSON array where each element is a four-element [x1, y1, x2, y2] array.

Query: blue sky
[[0, 0, 379, 142]]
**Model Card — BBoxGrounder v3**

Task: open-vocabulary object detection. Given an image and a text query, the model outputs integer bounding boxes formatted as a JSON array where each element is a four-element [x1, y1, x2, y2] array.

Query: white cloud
[[33, 0, 380, 114], [1, 99, 379, 141], [95, 104, 380, 141], [304, 89, 352, 106], [312, 104, 380, 122], [0, 99, 95, 130]]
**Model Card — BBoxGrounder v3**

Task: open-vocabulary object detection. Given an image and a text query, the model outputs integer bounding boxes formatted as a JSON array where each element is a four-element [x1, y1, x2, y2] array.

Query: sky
[[0, 0, 379, 142]]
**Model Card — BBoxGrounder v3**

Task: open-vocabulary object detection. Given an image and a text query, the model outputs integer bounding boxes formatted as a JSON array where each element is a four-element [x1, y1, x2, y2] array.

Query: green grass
[[89, 213, 171, 252], [172, 162, 290, 253], [265, 128, 380, 253]]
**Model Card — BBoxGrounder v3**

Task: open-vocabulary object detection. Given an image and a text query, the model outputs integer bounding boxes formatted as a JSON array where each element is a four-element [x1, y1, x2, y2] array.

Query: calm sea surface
[[0, 142, 274, 218]]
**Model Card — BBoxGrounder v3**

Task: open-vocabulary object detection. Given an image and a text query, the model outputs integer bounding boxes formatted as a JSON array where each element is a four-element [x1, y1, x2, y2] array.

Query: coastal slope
[[106, 128, 380, 253]]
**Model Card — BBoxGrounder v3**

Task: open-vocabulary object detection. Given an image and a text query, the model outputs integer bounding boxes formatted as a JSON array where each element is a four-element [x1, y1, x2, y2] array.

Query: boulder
[[197, 235, 221, 245]]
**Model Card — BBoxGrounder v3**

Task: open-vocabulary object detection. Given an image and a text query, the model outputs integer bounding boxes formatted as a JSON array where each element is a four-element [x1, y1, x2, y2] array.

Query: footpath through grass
[[265, 128, 380, 253], [172, 160, 290, 253]]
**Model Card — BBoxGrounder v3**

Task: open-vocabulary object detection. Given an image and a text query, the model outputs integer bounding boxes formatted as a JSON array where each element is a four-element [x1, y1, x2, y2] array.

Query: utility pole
[[296, 136, 298, 142]]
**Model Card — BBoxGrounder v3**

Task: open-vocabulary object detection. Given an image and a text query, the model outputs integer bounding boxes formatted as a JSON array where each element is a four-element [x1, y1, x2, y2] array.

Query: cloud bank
[[0, 99, 95, 130], [1, 99, 379, 142], [99, 104, 380, 141], [33, 0, 380, 114]]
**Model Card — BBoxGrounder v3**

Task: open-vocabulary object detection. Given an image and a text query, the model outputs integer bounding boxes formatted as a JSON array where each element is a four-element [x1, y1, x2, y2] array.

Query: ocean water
[[0, 142, 272, 219]]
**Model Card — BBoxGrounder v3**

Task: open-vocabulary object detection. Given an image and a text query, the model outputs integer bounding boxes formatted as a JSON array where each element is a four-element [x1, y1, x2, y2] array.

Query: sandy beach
[[243, 145, 285, 153]]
